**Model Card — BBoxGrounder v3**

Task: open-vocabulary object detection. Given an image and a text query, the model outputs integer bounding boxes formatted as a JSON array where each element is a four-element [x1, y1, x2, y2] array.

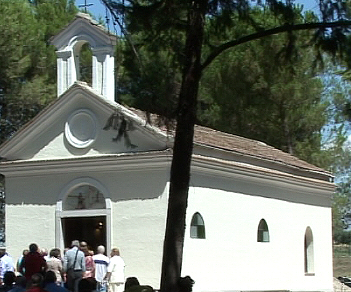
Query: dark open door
[[62, 216, 106, 253]]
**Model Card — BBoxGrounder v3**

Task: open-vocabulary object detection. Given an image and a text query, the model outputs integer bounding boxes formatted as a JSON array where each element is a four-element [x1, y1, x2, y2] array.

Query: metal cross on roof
[[79, 0, 93, 13]]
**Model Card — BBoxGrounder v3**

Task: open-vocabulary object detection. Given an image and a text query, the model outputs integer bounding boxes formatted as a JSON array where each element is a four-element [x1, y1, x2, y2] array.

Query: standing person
[[16, 250, 28, 276], [0, 249, 14, 284], [7, 276, 26, 292], [79, 243, 88, 256], [80, 242, 94, 280], [26, 274, 46, 292], [104, 248, 125, 292], [44, 271, 69, 292], [19, 244, 46, 281], [92, 246, 109, 292], [0, 271, 16, 292], [83, 250, 94, 279], [46, 248, 64, 285], [63, 240, 85, 292]]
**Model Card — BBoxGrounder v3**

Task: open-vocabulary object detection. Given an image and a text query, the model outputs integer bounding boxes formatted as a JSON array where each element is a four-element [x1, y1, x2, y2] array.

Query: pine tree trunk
[[160, 1, 207, 292]]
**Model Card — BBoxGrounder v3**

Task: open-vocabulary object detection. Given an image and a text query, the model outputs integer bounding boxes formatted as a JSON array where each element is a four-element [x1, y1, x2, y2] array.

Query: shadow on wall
[[6, 168, 169, 206]]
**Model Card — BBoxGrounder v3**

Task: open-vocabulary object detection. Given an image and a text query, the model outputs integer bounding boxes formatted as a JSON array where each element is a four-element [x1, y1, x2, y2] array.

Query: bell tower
[[51, 13, 117, 101]]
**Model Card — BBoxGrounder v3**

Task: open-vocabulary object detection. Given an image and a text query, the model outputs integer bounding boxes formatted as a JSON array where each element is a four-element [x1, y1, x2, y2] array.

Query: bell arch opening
[[73, 40, 92, 86]]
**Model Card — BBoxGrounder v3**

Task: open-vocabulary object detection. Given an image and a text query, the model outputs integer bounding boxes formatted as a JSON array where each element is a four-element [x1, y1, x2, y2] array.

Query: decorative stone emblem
[[65, 109, 97, 148]]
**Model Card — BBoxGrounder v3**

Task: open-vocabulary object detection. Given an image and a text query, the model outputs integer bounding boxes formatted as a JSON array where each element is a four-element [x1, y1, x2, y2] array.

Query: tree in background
[[116, 5, 349, 168], [0, 0, 77, 144], [0, 176, 4, 247], [198, 9, 331, 165]]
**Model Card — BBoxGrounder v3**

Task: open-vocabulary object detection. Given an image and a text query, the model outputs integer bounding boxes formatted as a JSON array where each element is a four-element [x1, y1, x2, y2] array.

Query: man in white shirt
[[0, 248, 14, 284], [93, 245, 109, 292], [104, 248, 125, 292]]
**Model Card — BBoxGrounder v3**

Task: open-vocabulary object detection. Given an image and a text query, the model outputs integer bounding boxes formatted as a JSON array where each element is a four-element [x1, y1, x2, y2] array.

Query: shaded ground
[[334, 256, 351, 278]]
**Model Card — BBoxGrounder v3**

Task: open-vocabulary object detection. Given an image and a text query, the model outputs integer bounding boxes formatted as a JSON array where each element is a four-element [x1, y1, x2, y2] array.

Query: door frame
[[55, 177, 112, 254]]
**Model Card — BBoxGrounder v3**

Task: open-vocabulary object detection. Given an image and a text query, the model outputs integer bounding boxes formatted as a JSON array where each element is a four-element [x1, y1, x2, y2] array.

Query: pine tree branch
[[201, 20, 351, 70]]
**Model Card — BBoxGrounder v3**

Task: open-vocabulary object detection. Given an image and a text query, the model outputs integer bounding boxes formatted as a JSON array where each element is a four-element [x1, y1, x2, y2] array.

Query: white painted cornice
[[191, 154, 335, 192], [193, 143, 333, 182], [0, 147, 334, 194], [0, 150, 173, 176]]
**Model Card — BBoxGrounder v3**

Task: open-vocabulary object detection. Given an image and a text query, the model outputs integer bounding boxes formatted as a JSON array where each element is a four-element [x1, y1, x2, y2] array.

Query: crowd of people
[[0, 242, 195, 292], [0, 240, 128, 292]]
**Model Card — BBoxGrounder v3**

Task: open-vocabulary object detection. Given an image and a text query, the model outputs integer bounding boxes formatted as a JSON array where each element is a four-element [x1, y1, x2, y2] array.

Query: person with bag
[[63, 240, 86, 292]]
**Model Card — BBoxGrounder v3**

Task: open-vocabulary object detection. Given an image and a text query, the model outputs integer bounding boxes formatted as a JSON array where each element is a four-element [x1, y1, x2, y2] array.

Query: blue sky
[[75, 0, 320, 20]]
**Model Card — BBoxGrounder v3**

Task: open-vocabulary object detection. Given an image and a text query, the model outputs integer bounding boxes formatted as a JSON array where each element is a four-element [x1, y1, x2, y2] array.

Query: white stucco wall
[[111, 193, 168, 287], [6, 204, 56, 262], [183, 187, 333, 292], [2, 162, 333, 292], [3, 165, 169, 283]]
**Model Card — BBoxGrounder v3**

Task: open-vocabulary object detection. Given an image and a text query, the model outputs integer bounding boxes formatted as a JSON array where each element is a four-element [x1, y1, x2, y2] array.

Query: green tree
[[117, 7, 349, 168], [103, 1, 351, 291], [0, 0, 47, 143], [0, 175, 4, 247], [198, 10, 329, 164], [0, 0, 77, 143]]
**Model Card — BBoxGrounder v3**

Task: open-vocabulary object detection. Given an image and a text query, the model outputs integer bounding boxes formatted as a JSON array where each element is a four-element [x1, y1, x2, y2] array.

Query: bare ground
[[334, 256, 351, 292], [334, 256, 351, 278]]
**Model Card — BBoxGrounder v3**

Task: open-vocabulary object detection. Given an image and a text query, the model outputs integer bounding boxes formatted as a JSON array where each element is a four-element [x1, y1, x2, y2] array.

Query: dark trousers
[[66, 269, 83, 292]]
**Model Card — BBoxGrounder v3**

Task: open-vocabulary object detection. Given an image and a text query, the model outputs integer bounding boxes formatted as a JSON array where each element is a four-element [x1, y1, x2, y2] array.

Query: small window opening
[[257, 219, 269, 242], [304, 226, 314, 275], [190, 212, 205, 239]]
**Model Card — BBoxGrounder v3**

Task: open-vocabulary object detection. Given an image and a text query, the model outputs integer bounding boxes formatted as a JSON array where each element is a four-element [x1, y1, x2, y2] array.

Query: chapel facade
[[0, 13, 335, 292]]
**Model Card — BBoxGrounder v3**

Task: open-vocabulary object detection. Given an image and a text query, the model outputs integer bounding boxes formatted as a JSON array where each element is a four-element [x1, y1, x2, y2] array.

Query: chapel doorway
[[62, 216, 106, 253]]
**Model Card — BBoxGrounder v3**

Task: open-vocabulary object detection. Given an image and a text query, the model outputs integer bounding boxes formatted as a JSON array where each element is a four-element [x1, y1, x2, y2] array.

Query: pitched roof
[[193, 125, 327, 174], [50, 12, 117, 50], [128, 108, 331, 178]]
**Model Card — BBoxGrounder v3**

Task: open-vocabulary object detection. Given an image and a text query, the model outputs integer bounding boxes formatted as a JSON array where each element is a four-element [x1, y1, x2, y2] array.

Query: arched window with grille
[[190, 212, 206, 239], [257, 219, 270, 242], [304, 226, 314, 275]]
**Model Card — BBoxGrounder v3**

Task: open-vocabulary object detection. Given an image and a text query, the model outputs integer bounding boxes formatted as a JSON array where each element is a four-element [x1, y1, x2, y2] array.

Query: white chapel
[[0, 13, 335, 292]]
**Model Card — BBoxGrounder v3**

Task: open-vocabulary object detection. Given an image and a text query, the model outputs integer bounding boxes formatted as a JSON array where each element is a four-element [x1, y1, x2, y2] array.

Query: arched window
[[304, 226, 314, 275], [190, 212, 206, 239], [63, 184, 106, 210], [257, 219, 269, 242]]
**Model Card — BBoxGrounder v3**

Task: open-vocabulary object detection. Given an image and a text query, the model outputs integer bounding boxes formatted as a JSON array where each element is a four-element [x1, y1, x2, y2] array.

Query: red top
[[22, 252, 46, 280]]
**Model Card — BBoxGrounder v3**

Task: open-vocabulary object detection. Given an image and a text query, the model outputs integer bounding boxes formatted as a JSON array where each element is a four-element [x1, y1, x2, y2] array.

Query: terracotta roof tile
[[127, 107, 329, 175], [193, 125, 326, 173]]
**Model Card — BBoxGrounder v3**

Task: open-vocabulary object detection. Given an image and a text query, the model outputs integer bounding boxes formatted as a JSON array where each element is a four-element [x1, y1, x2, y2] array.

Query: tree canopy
[[0, 0, 77, 144]]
